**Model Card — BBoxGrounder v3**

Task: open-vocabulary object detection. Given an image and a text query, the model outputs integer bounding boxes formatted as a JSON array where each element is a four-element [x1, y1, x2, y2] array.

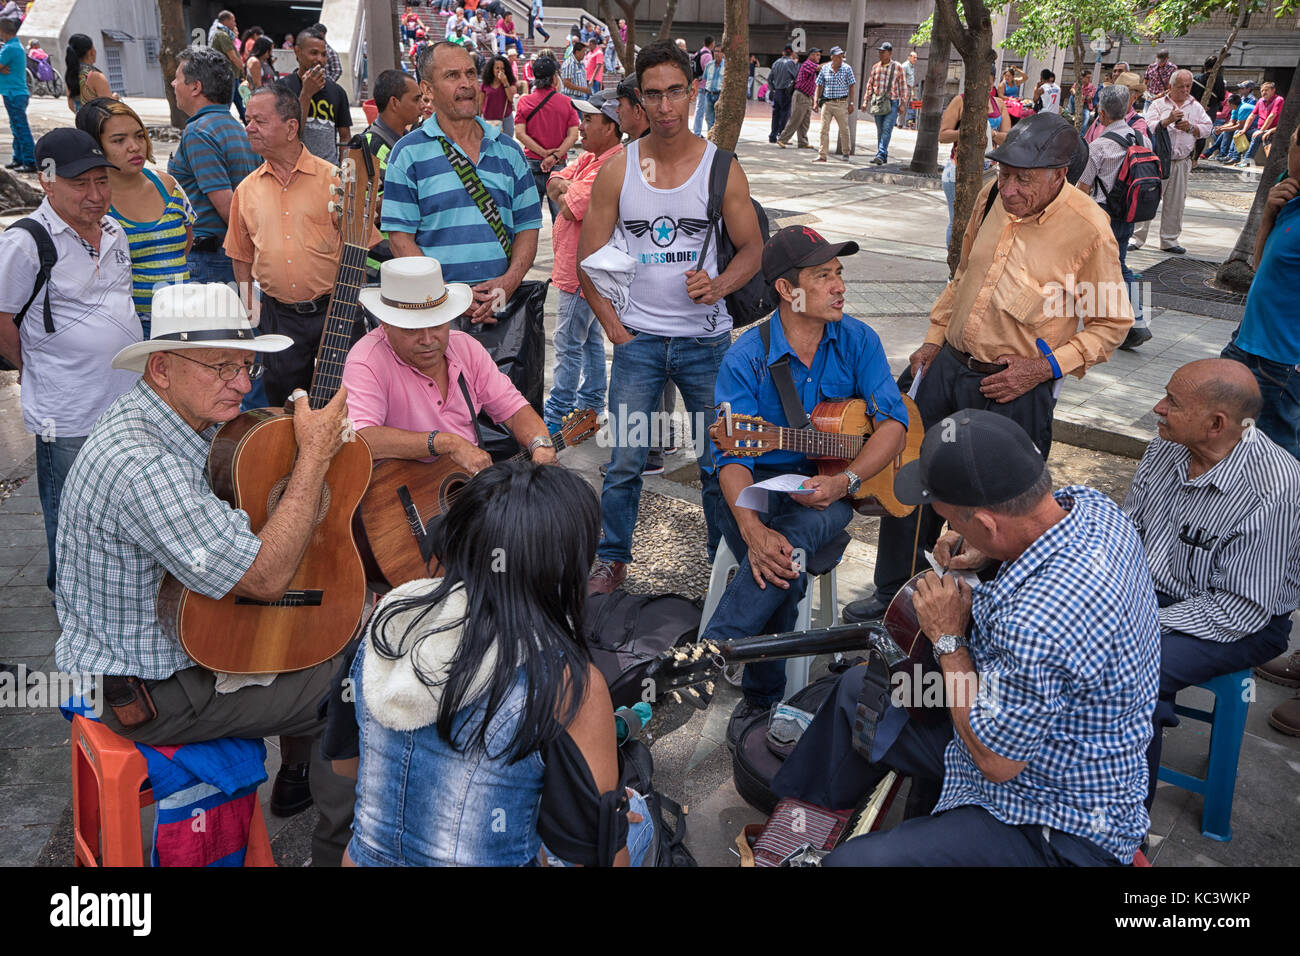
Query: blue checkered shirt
[[561, 53, 589, 97], [54, 381, 263, 680], [934, 485, 1160, 863], [816, 63, 856, 100]]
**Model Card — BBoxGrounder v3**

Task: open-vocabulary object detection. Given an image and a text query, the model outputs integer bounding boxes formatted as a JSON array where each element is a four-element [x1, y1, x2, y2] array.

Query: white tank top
[[617, 138, 731, 337]]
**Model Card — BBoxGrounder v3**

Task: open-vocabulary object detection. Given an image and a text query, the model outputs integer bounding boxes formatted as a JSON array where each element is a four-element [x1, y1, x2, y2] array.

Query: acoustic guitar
[[157, 143, 379, 674], [645, 571, 951, 723], [708, 396, 924, 517], [354, 409, 600, 590]]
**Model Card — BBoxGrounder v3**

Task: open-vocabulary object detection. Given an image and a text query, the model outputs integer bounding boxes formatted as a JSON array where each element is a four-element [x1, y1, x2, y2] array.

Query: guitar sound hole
[[439, 478, 467, 514], [267, 475, 332, 526]]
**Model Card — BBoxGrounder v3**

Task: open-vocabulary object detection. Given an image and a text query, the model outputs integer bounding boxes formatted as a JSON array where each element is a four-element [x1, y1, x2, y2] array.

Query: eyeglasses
[[170, 351, 264, 381], [641, 86, 691, 106]]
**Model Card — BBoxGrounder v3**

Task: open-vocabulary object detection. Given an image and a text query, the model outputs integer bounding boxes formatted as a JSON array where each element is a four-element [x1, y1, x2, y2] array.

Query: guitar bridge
[[234, 590, 324, 607]]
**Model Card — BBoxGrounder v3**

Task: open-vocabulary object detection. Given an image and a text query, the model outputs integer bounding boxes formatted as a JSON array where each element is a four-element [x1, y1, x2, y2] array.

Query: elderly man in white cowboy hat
[[343, 257, 555, 472], [54, 282, 360, 866]]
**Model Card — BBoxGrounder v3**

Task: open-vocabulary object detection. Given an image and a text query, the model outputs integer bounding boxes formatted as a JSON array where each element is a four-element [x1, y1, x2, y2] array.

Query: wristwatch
[[933, 633, 968, 662], [528, 436, 554, 457], [427, 430, 440, 457], [840, 469, 862, 497]]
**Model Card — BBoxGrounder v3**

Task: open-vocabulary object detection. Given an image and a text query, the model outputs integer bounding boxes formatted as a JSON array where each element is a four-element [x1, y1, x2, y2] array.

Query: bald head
[[1178, 359, 1262, 426]]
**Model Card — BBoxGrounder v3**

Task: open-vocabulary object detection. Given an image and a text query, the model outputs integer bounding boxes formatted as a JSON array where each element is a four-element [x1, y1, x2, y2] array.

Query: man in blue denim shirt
[[709, 226, 907, 727]]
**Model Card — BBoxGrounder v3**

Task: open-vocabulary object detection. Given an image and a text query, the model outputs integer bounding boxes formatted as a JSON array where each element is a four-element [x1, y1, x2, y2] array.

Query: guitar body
[[807, 396, 924, 518], [882, 571, 948, 724], [159, 410, 373, 673], [354, 457, 468, 589]]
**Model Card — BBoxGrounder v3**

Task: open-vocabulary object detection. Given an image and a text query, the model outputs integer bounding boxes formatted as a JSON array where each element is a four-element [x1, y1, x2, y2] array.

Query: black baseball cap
[[532, 54, 557, 80], [762, 225, 859, 283], [615, 74, 641, 104], [894, 410, 1046, 508], [986, 112, 1080, 169], [35, 128, 116, 179]]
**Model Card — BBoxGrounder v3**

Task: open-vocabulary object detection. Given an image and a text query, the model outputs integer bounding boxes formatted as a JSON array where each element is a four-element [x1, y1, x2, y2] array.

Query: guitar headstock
[[708, 412, 781, 458], [334, 142, 378, 250], [644, 639, 724, 710], [558, 408, 599, 449]]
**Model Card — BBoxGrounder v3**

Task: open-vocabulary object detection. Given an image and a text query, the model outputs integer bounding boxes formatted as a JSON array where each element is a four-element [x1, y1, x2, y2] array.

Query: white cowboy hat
[[357, 257, 473, 329], [111, 283, 293, 373]]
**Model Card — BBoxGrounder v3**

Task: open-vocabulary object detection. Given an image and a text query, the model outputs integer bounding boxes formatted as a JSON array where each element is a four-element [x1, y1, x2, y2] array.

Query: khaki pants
[[818, 98, 850, 159], [1133, 155, 1189, 248], [780, 90, 813, 146], [101, 659, 355, 866]]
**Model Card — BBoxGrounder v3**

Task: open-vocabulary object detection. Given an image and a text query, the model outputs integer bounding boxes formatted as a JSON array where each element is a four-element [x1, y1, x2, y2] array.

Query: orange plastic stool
[[71, 714, 276, 867]]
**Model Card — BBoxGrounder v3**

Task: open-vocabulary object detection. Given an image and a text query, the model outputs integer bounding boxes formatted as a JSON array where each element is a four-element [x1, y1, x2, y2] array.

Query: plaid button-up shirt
[[793, 59, 819, 98], [1144, 59, 1176, 98], [561, 52, 589, 98], [865, 60, 908, 101], [934, 486, 1161, 863], [55, 380, 263, 680], [816, 62, 855, 100]]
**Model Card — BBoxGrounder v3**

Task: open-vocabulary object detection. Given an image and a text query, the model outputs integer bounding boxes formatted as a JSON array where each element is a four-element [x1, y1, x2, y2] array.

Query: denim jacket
[[348, 582, 545, 866]]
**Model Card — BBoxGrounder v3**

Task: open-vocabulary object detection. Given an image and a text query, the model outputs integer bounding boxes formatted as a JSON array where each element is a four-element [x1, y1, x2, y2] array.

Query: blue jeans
[[528, 158, 559, 222], [4, 94, 34, 165], [187, 247, 236, 285], [37, 434, 87, 592], [544, 289, 606, 433], [1110, 219, 1149, 328], [703, 480, 853, 708], [497, 35, 523, 55], [941, 158, 956, 245], [1222, 334, 1300, 460], [598, 331, 729, 565], [1204, 129, 1238, 160], [1241, 130, 1268, 163], [692, 88, 710, 135], [873, 99, 899, 160]]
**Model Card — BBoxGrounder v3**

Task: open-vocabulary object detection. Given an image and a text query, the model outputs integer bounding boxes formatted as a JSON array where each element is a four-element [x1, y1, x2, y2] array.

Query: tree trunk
[[1202, 0, 1249, 111], [910, 28, 952, 175], [1071, 24, 1086, 132], [708, 0, 749, 151], [940, 0, 996, 275], [599, 0, 638, 72], [0, 167, 42, 211], [1214, 53, 1300, 291], [657, 0, 678, 42], [158, 0, 189, 128]]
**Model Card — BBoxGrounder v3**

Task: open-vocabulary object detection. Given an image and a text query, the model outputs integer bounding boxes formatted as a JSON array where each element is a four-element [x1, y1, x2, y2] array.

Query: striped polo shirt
[[380, 115, 542, 284], [167, 104, 261, 241]]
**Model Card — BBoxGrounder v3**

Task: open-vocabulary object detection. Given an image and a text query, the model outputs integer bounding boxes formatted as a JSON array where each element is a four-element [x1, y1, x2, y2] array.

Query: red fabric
[[154, 791, 258, 867], [514, 88, 580, 159]]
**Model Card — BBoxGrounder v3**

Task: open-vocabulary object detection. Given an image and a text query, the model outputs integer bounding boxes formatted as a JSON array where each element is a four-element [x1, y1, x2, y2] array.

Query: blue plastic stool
[[1156, 668, 1251, 842]]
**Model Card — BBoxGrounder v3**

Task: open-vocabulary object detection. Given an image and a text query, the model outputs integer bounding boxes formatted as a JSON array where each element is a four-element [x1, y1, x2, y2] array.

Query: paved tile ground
[[1, 98, 1295, 868]]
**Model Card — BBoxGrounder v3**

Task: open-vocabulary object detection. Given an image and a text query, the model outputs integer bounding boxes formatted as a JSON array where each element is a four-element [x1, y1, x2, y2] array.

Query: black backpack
[[584, 590, 703, 710], [0, 217, 58, 372], [698, 148, 773, 329], [1098, 130, 1163, 223], [1143, 115, 1173, 180], [618, 737, 696, 866], [692, 48, 707, 79]]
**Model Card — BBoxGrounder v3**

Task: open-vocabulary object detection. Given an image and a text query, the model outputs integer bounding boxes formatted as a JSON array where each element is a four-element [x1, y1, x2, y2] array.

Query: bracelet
[[427, 430, 440, 456], [1035, 338, 1062, 380], [528, 436, 553, 456]]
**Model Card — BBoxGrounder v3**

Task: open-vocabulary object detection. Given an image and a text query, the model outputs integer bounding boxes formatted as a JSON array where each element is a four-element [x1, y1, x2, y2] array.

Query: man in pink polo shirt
[[345, 257, 556, 473]]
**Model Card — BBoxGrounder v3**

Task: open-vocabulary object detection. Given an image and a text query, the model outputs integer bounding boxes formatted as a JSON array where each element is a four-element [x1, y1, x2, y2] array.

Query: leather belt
[[822, 96, 847, 101], [944, 341, 1008, 375], [273, 294, 332, 314], [191, 234, 224, 252]]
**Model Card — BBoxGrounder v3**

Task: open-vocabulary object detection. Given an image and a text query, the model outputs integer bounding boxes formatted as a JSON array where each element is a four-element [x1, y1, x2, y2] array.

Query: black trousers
[[259, 296, 330, 407], [872, 344, 1057, 602], [772, 665, 1119, 865], [769, 86, 792, 141]]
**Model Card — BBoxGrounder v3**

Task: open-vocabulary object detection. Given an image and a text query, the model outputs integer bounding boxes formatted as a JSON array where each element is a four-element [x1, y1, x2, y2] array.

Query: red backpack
[[1097, 130, 1163, 223]]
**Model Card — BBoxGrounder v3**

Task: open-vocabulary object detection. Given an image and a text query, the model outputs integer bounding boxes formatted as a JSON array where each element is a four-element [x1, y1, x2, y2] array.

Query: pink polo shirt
[[342, 327, 529, 449]]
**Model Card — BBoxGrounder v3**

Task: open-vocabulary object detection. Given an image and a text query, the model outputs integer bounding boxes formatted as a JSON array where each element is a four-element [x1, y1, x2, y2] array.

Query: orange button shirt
[[924, 178, 1133, 377], [224, 145, 342, 303]]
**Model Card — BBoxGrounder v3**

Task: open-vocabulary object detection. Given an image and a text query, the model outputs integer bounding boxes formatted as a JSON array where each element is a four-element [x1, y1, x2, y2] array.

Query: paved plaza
[[0, 96, 1295, 868]]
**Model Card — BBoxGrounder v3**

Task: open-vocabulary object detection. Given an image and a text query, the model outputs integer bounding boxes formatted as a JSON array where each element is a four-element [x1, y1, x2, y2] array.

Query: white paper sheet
[[923, 550, 982, 589], [736, 473, 816, 513]]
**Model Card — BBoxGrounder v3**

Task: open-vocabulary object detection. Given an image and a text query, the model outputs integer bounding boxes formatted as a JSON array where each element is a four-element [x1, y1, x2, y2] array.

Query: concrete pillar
[[846, 0, 865, 154]]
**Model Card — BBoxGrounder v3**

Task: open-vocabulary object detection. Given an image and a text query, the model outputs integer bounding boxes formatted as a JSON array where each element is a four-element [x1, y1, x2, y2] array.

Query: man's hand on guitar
[[445, 433, 493, 475], [792, 473, 848, 510], [292, 387, 350, 466], [740, 523, 800, 591], [912, 571, 972, 643], [933, 530, 989, 571]]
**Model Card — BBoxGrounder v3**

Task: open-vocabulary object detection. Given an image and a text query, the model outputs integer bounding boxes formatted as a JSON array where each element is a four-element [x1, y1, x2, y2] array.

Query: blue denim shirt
[[348, 583, 545, 867]]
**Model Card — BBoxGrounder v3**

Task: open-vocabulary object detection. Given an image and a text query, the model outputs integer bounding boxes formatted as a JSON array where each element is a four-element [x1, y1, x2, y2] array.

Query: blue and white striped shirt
[[380, 116, 542, 284], [1123, 432, 1300, 642], [935, 485, 1160, 863], [167, 104, 260, 241], [816, 63, 856, 100]]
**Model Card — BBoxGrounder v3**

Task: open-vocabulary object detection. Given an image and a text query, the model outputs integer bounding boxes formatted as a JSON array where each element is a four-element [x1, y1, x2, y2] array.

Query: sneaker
[[1119, 326, 1152, 351], [776, 140, 788, 149], [872, 156, 886, 165], [1235, 160, 1250, 168], [587, 559, 627, 595], [797, 142, 812, 149], [842, 593, 890, 623], [812, 157, 827, 163], [599, 454, 664, 477], [726, 698, 769, 751], [1127, 239, 1142, 251]]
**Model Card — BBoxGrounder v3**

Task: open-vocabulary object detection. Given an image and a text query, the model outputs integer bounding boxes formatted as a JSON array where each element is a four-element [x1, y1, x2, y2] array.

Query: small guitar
[[645, 571, 948, 723], [354, 409, 600, 589], [708, 396, 924, 517], [158, 143, 379, 674]]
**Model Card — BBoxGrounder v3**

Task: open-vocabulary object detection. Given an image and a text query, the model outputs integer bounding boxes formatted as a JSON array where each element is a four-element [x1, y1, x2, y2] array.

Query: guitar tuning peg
[[706, 642, 720, 654], [691, 646, 704, 660], [330, 184, 344, 197], [686, 687, 700, 698], [705, 681, 715, 694], [673, 651, 687, 662], [327, 201, 338, 214], [671, 691, 682, 704]]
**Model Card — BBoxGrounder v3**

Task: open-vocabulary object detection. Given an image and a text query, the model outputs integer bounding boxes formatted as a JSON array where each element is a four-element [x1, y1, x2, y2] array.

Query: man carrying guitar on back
[[342, 256, 556, 474], [709, 226, 908, 741], [54, 283, 358, 866]]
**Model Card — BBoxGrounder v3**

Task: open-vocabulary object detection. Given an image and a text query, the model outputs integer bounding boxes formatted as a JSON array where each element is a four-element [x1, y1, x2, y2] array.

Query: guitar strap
[[404, 375, 485, 567], [456, 373, 487, 449], [439, 136, 513, 259], [759, 318, 812, 430]]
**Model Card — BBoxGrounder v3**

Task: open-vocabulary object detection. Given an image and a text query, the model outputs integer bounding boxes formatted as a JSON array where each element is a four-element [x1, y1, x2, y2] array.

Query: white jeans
[[1132, 155, 1189, 248]]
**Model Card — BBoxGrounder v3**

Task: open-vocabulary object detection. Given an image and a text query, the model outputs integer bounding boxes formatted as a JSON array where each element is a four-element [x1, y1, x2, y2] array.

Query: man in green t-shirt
[[208, 11, 247, 121]]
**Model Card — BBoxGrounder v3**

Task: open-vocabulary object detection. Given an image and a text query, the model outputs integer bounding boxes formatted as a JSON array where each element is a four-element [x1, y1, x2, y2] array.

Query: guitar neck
[[775, 425, 864, 460], [307, 241, 369, 410], [719, 622, 894, 664], [501, 422, 584, 462]]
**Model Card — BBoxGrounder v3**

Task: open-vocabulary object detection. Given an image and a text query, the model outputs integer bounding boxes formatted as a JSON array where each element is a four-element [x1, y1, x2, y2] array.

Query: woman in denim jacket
[[345, 461, 653, 866]]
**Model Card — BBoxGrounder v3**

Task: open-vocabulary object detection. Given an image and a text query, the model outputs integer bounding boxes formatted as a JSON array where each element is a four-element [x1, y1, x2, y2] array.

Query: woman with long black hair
[[344, 461, 653, 866], [65, 33, 114, 113], [480, 53, 517, 136]]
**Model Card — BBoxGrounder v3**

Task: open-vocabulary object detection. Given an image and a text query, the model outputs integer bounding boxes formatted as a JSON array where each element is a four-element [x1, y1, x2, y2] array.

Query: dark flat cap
[[987, 112, 1081, 169]]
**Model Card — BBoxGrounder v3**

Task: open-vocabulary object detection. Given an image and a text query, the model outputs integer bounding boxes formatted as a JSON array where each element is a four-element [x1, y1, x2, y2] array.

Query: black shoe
[[1161, 244, 1186, 255], [4, 161, 19, 169], [600, 454, 664, 477], [13, 164, 37, 174], [1119, 326, 1152, 351], [842, 593, 889, 624], [727, 698, 769, 751], [872, 156, 886, 165], [270, 762, 313, 817]]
